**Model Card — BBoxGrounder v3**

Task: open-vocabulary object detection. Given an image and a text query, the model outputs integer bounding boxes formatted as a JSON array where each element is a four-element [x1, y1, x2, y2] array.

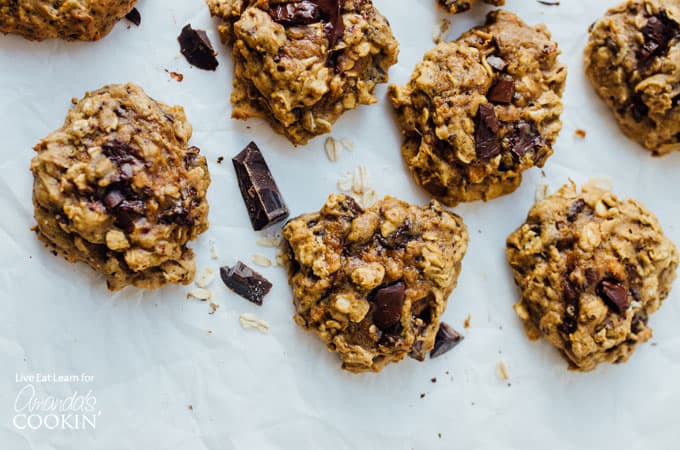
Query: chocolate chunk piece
[[559, 281, 579, 334], [629, 94, 650, 122], [597, 279, 630, 315], [220, 261, 273, 305], [430, 322, 463, 358], [372, 282, 405, 330], [475, 103, 501, 159], [178, 24, 219, 71], [487, 77, 515, 104], [103, 189, 125, 210], [269, 1, 344, 48], [487, 55, 507, 71], [232, 142, 289, 231], [567, 199, 586, 222], [125, 8, 141, 26], [637, 14, 678, 69], [504, 120, 543, 158], [102, 140, 137, 165]]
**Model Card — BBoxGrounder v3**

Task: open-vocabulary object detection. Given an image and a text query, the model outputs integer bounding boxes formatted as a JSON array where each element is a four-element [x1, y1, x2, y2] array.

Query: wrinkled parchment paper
[[1, 1, 679, 449]]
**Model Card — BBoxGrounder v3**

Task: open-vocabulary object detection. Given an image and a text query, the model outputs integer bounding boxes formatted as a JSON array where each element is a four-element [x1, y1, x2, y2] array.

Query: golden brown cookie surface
[[31, 83, 211, 290], [437, 0, 505, 15], [281, 194, 468, 373]]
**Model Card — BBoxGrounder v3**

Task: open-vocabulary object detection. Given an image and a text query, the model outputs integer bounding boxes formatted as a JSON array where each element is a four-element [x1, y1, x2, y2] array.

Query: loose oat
[[325, 137, 339, 162], [196, 267, 216, 288], [187, 288, 212, 301], [239, 313, 270, 333], [252, 254, 273, 267], [497, 360, 509, 381]]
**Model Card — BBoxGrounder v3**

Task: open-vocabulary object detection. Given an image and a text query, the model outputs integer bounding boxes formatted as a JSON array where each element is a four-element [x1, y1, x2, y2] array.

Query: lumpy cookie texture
[[31, 84, 211, 290], [281, 195, 468, 373], [0, 0, 136, 41], [437, 0, 505, 15], [584, 0, 680, 155], [506, 182, 678, 371], [389, 10, 566, 206], [206, 0, 399, 145]]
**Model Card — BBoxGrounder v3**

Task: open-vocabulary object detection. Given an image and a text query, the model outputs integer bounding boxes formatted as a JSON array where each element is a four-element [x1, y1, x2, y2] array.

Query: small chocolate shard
[[232, 142, 289, 231], [567, 199, 586, 222], [504, 120, 543, 158], [269, 0, 344, 48], [220, 261, 273, 305], [430, 322, 463, 358], [487, 77, 515, 104], [637, 14, 678, 69], [597, 279, 630, 315], [103, 189, 125, 210], [475, 103, 501, 159], [487, 55, 507, 71], [102, 140, 137, 165], [125, 8, 141, 26], [372, 282, 405, 330], [559, 281, 579, 334], [630, 94, 649, 122], [178, 24, 219, 71]]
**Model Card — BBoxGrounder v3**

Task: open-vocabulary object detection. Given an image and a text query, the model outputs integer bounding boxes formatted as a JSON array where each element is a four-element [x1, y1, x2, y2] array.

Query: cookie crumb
[[420, 393, 426, 399], [463, 314, 471, 329], [165, 70, 184, 82], [188, 404, 193, 411], [187, 288, 211, 301], [574, 129, 586, 139], [217, 156, 224, 164], [497, 360, 509, 381], [239, 313, 269, 333], [431, 377, 437, 383], [208, 302, 219, 315], [432, 18, 451, 44]]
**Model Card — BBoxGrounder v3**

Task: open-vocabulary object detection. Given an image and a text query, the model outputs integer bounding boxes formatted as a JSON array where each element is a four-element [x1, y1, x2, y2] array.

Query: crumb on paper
[[420, 393, 426, 399], [325, 137, 338, 162], [497, 361, 509, 381], [239, 313, 270, 333], [195, 267, 216, 288], [209, 240, 219, 260], [464, 314, 471, 329], [188, 404, 193, 411], [431, 377, 437, 383], [187, 288, 211, 301], [208, 302, 219, 315], [207, 330, 213, 334], [217, 156, 224, 164], [432, 18, 451, 44], [574, 129, 586, 139], [252, 254, 273, 267], [535, 183, 549, 202], [165, 69, 184, 82]]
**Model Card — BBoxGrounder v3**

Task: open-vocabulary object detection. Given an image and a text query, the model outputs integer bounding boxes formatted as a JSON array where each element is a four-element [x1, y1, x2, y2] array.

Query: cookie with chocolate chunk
[[437, 0, 505, 15], [389, 10, 566, 206], [205, 0, 399, 145], [0, 0, 137, 41], [31, 83, 211, 290], [281, 194, 468, 373], [584, 0, 680, 155], [506, 182, 678, 371]]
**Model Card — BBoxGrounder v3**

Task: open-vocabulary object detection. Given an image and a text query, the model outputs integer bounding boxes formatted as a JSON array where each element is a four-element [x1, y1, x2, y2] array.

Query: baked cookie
[[281, 194, 468, 373], [437, 0, 505, 15], [389, 10, 566, 206], [31, 84, 211, 291], [584, 0, 680, 155], [506, 182, 678, 371], [205, 0, 399, 145], [0, 0, 137, 41]]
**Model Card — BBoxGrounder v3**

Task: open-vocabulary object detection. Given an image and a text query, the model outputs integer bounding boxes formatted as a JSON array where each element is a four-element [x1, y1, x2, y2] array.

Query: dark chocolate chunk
[[372, 282, 405, 330], [637, 14, 678, 69], [114, 199, 146, 232], [630, 94, 649, 122], [631, 310, 648, 334], [270, 1, 322, 25], [232, 142, 289, 231], [597, 279, 630, 315], [475, 103, 501, 159], [567, 199, 586, 222], [487, 77, 515, 104], [430, 322, 464, 358], [103, 189, 125, 210], [102, 140, 137, 166], [269, 1, 344, 48], [559, 281, 579, 334], [178, 24, 219, 71], [504, 120, 543, 158], [220, 261, 273, 305], [125, 8, 141, 26], [486, 55, 507, 71]]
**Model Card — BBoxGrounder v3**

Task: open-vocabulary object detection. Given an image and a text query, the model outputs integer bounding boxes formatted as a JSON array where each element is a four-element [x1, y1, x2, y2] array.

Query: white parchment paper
[[1, 1, 679, 449]]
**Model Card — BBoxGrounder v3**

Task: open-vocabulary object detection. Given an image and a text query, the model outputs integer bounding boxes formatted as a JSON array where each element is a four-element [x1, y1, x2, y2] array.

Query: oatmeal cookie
[[506, 182, 678, 371], [389, 10, 566, 206], [206, 0, 399, 145], [0, 0, 137, 41], [437, 0, 505, 15], [31, 83, 211, 291], [281, 194, 468, 373], [584, 0, 680, 155]]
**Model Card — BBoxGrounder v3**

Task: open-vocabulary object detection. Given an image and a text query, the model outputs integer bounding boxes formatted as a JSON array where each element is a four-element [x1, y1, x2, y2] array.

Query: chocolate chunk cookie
[[31, 84, 211, 290], [584, 0, 680, 155], [0, 0, 137, 41], [506, 182, 678, 371], [437, 0, 505, 15], [205, 0, 399, 145], [389, 10, 566, 206], [281, 194, 468, 372]]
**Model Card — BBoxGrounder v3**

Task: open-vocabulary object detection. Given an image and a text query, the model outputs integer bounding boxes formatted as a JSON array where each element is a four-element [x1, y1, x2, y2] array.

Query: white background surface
[[1, 0, 679, 449]]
